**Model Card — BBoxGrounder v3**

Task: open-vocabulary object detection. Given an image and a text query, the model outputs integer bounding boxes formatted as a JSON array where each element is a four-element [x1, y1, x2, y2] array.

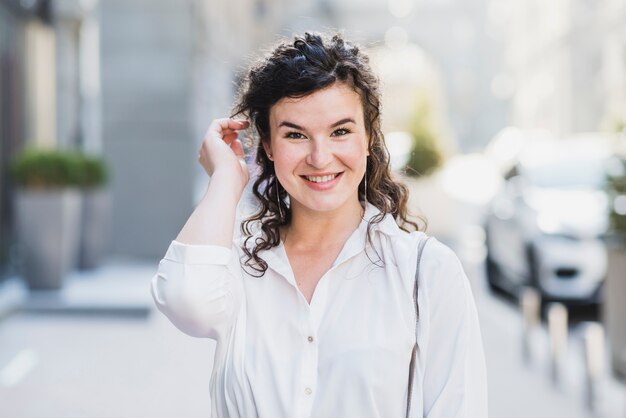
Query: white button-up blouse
[[151, 203, 488, 418]]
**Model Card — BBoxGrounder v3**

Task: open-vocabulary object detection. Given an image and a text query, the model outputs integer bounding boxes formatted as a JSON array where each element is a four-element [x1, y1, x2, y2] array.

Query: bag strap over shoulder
[[406, 236, 431, 418]]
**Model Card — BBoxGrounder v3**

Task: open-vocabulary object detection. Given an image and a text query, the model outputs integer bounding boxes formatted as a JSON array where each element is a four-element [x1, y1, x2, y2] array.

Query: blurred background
[[1, 0, 626, 416]]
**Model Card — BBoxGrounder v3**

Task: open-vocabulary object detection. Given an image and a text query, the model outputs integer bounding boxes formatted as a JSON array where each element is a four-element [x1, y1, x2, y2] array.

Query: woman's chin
[[291, 196, 361, 216]]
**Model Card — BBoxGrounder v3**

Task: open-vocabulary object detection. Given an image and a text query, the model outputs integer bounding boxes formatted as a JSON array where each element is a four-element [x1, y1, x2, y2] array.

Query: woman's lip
[[300, 172, 341, 177], [301, 172, 343, 191]]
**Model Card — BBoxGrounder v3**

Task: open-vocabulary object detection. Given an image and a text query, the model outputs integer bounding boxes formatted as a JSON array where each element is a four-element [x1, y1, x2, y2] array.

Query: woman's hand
[[198, 118, 251, 192]]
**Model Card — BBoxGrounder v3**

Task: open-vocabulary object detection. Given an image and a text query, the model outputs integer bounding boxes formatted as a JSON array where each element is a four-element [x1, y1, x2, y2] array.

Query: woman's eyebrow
[[277, 117, 356, 130], [330, 117, 355, 127], [278, 121, 304, 130]]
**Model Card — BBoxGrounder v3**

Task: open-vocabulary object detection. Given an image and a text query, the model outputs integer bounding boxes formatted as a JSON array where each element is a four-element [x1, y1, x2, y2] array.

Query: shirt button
[[304, 387, 313, 395], [307, 336, 314, 343]]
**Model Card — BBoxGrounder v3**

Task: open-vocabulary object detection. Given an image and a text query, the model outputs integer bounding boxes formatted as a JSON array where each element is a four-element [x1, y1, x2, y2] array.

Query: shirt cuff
[[163, 240, 232, 265]]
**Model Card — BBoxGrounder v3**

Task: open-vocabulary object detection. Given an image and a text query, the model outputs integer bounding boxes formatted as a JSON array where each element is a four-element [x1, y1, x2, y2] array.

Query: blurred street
[[0, 236, 624, 418]]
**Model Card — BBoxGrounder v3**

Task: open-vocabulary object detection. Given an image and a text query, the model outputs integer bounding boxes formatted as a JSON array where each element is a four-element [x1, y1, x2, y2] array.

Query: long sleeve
[[150, 240, 243, 340], [421, 240, 489, 418]]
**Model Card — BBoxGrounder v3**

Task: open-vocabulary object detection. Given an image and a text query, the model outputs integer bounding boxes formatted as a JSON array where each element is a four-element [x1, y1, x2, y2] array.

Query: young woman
[[151, 32, 488, 417]]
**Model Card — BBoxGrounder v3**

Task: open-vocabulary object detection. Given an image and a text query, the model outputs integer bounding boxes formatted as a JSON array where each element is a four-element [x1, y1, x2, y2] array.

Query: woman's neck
[[283, 199, 365, 251]]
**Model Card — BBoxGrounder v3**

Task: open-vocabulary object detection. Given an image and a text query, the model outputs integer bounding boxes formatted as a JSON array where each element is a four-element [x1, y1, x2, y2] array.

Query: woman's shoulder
[[380, 221, 469, 293], [401, 231, 463, 268], [420, 235, 462, 267], [417, 236, 473, 306]]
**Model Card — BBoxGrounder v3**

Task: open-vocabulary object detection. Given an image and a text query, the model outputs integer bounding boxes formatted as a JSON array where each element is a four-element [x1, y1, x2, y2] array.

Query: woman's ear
[[262, 141, 273, 160]]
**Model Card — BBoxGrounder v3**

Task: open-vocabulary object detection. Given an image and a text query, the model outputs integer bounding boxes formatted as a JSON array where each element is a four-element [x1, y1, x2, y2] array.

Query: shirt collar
[[247, 202, 403, 280], [361, 201, 404, 238]]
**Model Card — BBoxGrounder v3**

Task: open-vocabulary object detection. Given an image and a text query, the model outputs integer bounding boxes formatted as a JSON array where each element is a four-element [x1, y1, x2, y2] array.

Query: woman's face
[[265, 82, 369, 217]]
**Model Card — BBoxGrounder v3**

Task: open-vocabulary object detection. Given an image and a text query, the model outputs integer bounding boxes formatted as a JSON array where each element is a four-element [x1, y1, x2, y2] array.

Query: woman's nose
[[306, 139, 333, 168]]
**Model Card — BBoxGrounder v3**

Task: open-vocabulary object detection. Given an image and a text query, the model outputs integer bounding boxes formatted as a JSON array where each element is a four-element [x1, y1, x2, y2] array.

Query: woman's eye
[[333, 128, 351, 136], [285, 132, 305, 140]]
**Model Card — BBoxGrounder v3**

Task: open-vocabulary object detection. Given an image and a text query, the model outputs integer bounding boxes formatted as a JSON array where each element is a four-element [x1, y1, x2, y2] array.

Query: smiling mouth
[[302, 173, 342, 183]]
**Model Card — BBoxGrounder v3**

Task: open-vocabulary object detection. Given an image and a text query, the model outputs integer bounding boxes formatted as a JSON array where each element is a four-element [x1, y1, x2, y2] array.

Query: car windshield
[[524, 158, 607, 189]]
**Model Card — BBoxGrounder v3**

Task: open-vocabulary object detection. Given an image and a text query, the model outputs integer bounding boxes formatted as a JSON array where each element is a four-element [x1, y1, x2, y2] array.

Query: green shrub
[[9, 148, 109, 189], [79, 155, 109, 188], [404, 99, 444, 177], [9, 149, 83, 189], [404, 131, 443, 178]]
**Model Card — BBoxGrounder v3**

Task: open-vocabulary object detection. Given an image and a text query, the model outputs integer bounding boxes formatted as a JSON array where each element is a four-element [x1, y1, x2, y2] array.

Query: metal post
[[520, 287, 541, 364], [459, 225, 487, 301], [547, 302, 568, 386], [582, 322, 605, 413]]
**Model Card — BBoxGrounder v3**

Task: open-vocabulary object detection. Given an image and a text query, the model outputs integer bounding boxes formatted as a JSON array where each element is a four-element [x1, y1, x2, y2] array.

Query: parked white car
[[485, 136, 612, 305]]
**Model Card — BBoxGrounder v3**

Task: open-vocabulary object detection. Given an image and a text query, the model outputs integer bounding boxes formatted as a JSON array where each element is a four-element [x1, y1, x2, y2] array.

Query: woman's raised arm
[[176, 118, 250, 246], [150, 118, 249, 339]]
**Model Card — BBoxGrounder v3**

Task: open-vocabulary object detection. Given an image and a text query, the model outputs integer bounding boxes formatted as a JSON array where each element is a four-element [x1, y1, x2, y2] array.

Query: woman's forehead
[[269, 83, 364, 128]]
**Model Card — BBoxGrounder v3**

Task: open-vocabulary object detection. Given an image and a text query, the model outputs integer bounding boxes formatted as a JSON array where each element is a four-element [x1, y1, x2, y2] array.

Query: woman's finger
[[230, 139, 245, 160], [210, 118, 249, 136], [222, 132, 239, 144]]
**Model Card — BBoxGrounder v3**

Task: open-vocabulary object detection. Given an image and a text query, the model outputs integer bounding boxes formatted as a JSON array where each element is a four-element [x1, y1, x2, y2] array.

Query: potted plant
[[604, 152, 626, 379], [76, 154, 111, 270], [9, 148, 83, 290]]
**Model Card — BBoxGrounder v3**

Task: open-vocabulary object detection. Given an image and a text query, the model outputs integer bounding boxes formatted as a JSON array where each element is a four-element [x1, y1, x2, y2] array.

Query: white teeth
[[305, 174, 338, 183]]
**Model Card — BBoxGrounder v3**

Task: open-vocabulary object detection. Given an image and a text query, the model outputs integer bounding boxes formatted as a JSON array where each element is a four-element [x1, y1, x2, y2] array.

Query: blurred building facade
[[0, 1, 54, 283], [0, 0, 99, 281], [100, 0, 197, 258], [503, 0, 626, 135]]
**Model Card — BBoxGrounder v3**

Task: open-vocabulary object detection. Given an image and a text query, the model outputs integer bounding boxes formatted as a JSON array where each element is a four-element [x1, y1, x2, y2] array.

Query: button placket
[[301, 272, 325, 415], [299, 310, 318, 418], [301, 329, 318, 392]]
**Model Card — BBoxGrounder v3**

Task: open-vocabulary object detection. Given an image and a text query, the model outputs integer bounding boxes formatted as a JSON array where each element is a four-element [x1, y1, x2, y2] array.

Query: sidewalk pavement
[[477, 288, 625, 418], [0, 255, 624, 418], [0, 259, 215, 418], [0, 256, 154, 319]]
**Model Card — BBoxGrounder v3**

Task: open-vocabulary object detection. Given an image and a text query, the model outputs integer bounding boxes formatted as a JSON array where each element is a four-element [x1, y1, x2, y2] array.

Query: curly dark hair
[[231, 32, 422, 276]]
